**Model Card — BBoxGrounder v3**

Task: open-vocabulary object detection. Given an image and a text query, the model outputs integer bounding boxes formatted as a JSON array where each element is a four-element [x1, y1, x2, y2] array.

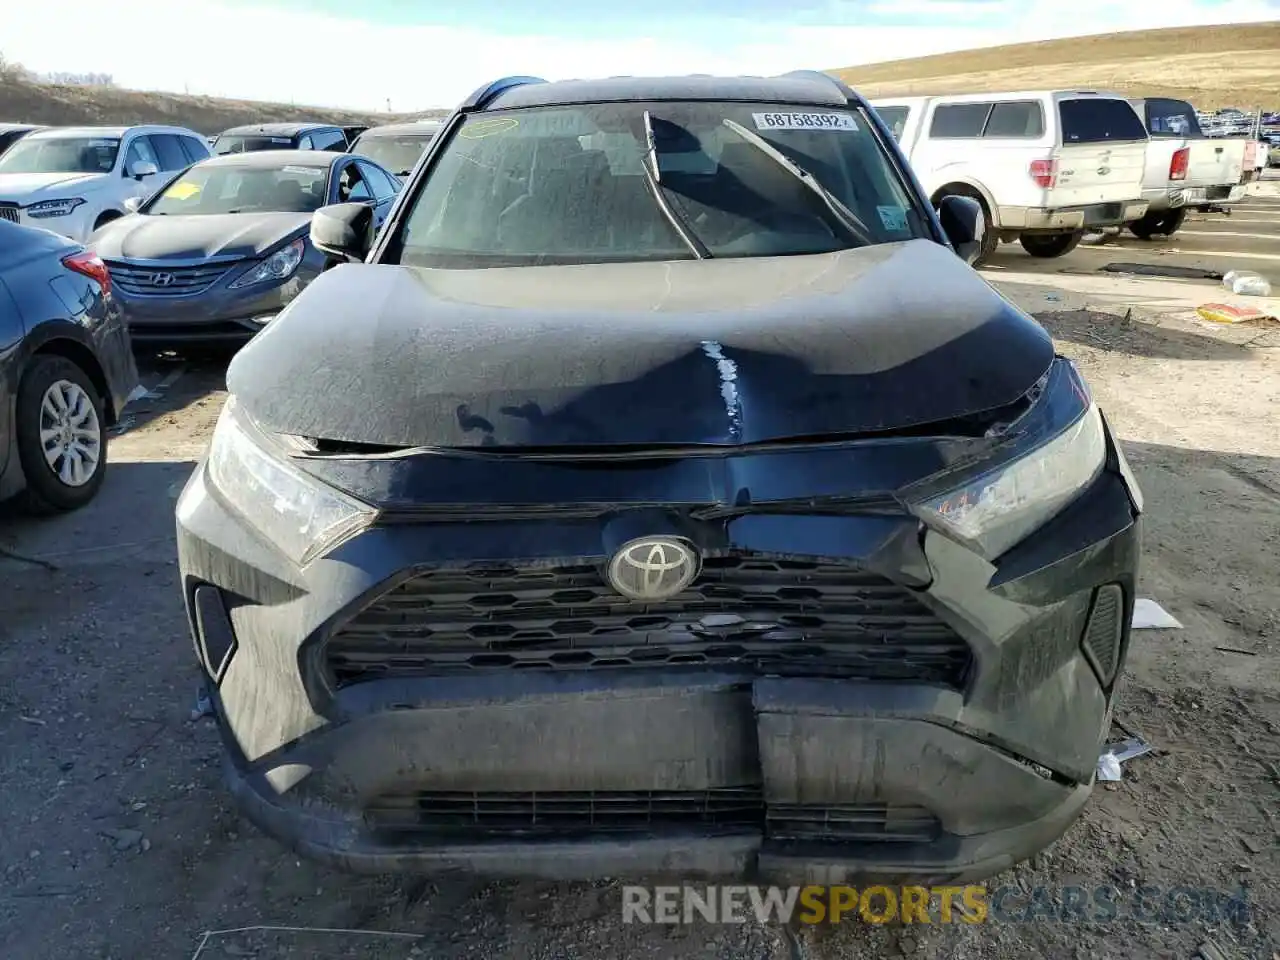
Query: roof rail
[[781, 69, 863, 104], [461, 76, 548, 111]]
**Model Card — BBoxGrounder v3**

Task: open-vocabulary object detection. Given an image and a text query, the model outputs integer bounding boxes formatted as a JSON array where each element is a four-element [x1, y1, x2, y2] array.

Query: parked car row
[[870, 89, 1259, 263]]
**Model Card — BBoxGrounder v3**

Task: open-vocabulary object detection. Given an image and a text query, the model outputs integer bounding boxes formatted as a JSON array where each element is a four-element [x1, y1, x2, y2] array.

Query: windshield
[[392, 101, 927, 268], [352, 133, 434, 175], [1142, 99, 1203, 138], [0, 136, 120, 174], [146, 162, 329, 215], [213, 135, 297, 155]]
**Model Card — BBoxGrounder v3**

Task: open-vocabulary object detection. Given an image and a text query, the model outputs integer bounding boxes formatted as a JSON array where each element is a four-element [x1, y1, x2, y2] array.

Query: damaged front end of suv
[[176, 71, 1142, 883]]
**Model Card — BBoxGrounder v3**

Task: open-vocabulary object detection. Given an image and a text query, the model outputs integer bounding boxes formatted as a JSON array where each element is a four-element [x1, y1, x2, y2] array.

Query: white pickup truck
[[871, 90, 1149, 265], [1125, 98, 1249, 238]]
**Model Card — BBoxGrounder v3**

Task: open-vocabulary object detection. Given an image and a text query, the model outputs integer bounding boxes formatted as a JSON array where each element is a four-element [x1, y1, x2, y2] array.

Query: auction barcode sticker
[[752, 112, 858, 132]]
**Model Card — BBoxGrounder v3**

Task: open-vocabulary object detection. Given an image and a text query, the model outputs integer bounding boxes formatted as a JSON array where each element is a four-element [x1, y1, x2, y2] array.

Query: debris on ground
[[1133, 598, 1183, 629], [1101, 262, 1223, 280], [1196, 302, 1279, 325], [1096, 735, 1155, 782], [190, 686, 214, 722], [1222, 269, 1273, 297]]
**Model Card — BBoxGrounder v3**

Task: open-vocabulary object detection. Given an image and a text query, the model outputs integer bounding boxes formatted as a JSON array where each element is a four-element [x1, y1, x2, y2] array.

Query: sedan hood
[[90, 212, 312, 260], [229, 239, 1055, 449], [0, 171, 107, 201]]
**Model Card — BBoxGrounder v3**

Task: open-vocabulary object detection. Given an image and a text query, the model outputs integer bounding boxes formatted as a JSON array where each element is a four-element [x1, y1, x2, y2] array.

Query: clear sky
[[5, 0, 1278, 113]]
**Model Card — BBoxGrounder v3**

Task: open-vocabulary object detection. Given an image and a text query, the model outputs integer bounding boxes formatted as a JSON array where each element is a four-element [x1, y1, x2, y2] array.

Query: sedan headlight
[[230, 237, 305, 289], [910, 402, 1107, 560], [26, 198, 86, 219], [206, 396, 376, 564]]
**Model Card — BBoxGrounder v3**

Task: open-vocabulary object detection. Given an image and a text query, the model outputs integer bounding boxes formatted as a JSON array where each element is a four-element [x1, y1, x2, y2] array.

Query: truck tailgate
[[1051, 141, 1147, 206], [1186, 138, 1246, 186]]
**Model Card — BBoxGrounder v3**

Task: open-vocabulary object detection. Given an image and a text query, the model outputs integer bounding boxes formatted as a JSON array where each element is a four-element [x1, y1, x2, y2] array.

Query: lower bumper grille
[[324, 554, 972, 689], [365, 788, 940, 843]]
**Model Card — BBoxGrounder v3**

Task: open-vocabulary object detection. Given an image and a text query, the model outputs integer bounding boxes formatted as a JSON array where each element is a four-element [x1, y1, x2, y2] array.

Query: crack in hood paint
[[229, 239, 1055, 448], [89, 212, 312, 261]]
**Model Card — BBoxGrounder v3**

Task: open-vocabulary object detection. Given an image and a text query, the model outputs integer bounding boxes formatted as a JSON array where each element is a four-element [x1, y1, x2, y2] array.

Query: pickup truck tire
[[1019, 232, 1082, 258], [1128, 208, 1186, 240]]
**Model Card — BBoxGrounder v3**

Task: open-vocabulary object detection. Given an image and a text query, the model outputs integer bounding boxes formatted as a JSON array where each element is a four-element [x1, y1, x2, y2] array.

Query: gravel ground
[[1, 302, 1278, 960]]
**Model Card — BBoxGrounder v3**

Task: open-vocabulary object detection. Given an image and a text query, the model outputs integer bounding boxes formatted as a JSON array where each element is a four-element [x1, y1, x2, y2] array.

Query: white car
[[0, 125, 211, 243]]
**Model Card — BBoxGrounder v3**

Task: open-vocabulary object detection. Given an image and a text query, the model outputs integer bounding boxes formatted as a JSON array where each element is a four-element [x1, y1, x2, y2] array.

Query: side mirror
[[130, 161, 158, 181], [936, 194, 985, 265], [311, 202, 375, 263], [123, 197, 144, 214]]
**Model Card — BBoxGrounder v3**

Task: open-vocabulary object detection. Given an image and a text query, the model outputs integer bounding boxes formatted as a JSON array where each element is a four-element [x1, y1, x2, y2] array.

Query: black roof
[[483, 74, 851, 112], [217, 122, 340, 137]]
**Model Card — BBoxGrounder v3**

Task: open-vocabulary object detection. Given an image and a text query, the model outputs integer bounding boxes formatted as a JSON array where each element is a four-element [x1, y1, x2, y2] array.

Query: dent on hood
[[228, 240, 1055, 449]]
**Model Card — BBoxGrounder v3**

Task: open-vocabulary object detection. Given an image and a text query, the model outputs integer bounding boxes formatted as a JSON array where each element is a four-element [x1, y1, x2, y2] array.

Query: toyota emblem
[[606, 536, 700, 601], [150, 272, 175, 287]]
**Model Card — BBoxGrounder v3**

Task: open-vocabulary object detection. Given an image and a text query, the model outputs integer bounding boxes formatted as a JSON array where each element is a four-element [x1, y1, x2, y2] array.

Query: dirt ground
[[1, 294, 1279, 958]]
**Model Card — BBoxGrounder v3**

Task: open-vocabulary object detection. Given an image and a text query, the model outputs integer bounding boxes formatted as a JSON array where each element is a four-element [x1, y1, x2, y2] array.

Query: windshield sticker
[[876, 205, 909, 231], [270, 137, 292, 144], [752, 112, 857, 132], [460, 117, 519, 139], [166, 182, 201, 200], [87, 139, 119, 147], [282, 165, 323, 176]]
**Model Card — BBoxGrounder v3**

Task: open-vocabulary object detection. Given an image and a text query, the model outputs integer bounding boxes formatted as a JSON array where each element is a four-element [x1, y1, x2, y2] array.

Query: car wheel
[[1127, 211, 1162, 240], [1155, 208, 1187, 237], [1019, 232, 1083, 258], [14, 355, 108, 513]]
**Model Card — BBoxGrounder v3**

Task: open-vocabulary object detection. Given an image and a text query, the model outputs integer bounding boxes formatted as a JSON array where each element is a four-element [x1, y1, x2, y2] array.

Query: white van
[[871, 91, 1149, 263]]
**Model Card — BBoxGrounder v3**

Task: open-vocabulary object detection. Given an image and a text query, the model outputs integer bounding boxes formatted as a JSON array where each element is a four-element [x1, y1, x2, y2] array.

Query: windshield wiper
[[640, 110, 710, 260], [721, 118, 874, 246]]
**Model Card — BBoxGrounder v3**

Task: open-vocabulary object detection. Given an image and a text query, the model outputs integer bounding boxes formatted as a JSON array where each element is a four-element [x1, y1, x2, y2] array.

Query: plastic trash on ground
[[1222, 269, 1273, 297], [1195, 302, 1277, 325], [1132, 598, 1183, 629], [1096, 736, 1154, 782]]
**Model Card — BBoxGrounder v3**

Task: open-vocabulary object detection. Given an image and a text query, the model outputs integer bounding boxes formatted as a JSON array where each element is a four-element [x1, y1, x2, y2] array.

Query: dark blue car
[[0, 220, 138, 512], [89, 150, 400, 344]]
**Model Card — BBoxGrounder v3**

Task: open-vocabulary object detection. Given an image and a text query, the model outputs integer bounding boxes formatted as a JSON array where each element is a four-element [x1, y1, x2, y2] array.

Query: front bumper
[[105, 253, 324, 344], [0, 202, 96, 243], [999, 200, 1148, 231], [177, 426, 1143, 882]]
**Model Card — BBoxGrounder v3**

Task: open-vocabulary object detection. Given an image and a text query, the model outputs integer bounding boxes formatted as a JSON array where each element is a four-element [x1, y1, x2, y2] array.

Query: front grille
[[768, 803, 940, 843], [364, 788, 940, 844], [0, 203, 19, 224], [324, 554, 971, 689], [366, 788, 764, 837], [104, 260, 239, 297]]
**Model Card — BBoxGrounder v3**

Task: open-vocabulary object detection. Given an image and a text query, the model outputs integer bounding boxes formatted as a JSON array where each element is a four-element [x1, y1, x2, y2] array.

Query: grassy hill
[[833, 22, 1280, 110], [0, 71, 441, 136]]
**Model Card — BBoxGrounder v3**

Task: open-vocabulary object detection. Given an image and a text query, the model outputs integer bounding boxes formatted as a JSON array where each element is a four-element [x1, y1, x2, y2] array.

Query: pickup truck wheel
[[1156, 208, 1187, 237], [1127, 211, 1162, 240], [1019, 232, 1082, 258]]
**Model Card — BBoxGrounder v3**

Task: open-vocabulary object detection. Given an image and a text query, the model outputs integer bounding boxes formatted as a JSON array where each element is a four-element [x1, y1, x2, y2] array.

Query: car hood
[[229, 239, 1055, 449], [0, 171, 108, 200], [90, 212, 312, 260]]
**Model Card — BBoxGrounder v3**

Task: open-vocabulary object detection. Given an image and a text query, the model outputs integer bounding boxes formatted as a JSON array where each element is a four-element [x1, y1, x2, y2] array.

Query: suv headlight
[[26, 198, 86, 219], [230, 237, 305, 288], [206, 396, 376, 564], [909, 402, 1107, 560]]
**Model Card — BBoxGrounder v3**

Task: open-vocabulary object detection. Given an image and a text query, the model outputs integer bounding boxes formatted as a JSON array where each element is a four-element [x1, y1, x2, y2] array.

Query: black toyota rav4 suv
[[176, 72, 1143, 882]]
